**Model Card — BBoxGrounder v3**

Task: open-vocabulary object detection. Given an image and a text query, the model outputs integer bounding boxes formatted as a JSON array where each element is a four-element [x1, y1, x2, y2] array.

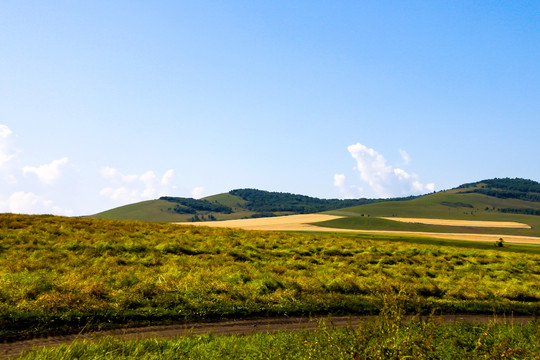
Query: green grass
[[203, 192, 247, 208], [91, 199, 190, 222], [91, 198, 258, 222], [91, 195, 260, 222], [1, 214, 539, 340], [300, 231, 540, 255], [14, 317, 540, 359]]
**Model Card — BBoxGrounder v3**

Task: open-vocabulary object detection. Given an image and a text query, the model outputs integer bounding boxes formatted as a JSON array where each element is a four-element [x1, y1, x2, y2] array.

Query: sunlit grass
[[1, 214, 539, 339]]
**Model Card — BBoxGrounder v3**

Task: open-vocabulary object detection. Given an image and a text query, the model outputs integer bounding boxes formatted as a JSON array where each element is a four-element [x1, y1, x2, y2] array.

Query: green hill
[[321, 178, 540, 237], [90, 189, 380, 222], [92, 195, 251, 222], [91, 178, 540, 237]]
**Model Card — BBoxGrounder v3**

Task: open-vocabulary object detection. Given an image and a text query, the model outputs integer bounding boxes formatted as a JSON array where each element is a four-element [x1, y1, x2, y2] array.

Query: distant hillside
[[91, 189, 383, 222], [91, 178, 540, 227], [322, 177, 540, 237]]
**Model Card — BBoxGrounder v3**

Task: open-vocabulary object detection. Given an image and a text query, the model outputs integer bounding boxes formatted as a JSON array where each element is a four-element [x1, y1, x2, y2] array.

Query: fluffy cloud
[[333, 174, 362, 199], [191, 186, 204, 199], [0, 125, 17, 169], [100, 166, 138, 183], [0, 125, 11, 139], [161, 169, 174, 185], [2, 191, 73, 215], [6, 191, 51, 214], [23, 157, 69, 185], [100, 167, 177, 204], [0, 125, 74, 215], [336, 143, 434, 198], [399, 149, 411, 165]]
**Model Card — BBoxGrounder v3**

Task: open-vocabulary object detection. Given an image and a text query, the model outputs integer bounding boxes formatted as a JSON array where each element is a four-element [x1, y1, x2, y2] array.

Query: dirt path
[[180, 214, 540, 245], [1, 315, 535, 359]]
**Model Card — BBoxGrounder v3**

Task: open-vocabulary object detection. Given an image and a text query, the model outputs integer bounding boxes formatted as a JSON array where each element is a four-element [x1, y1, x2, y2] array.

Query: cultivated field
[[181, 214, 540, 245], [380, 217, 531, 228]]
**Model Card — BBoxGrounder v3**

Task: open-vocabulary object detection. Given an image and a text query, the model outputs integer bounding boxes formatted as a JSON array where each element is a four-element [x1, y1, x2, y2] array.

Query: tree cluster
[[229, 188, 377, 214], [160, 196, 233, 214], [498, 208, 540, 216], [457, 178, 540, 203]]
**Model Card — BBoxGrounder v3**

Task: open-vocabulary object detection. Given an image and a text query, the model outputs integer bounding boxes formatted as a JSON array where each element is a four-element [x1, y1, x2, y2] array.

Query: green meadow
[[1, 213, 538, 341]]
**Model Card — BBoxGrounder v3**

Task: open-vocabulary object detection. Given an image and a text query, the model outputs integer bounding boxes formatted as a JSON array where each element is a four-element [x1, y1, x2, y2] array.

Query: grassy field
[[1, 214, 539, 341], [13, 316, 540, 359]]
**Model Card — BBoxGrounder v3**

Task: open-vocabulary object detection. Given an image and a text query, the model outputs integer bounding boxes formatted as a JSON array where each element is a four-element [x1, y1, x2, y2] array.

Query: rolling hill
[[320, 178, 540, 237], [91, 178, 540, 238], [91, 189, 382, 222]]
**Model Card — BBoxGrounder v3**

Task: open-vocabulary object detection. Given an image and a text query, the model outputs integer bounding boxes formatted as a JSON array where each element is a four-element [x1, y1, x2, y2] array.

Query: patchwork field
[[182, 214, 540, 245]]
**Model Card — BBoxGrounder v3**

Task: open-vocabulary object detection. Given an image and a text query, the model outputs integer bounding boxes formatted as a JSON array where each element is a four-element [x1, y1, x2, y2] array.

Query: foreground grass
[[1, 214, 539, 340], [303, 231, 540, 255], [15, 318, 540, 359]]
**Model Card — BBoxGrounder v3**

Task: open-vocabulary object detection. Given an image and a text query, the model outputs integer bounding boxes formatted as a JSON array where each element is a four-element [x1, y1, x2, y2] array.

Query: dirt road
[[1, 315, 535, 359]]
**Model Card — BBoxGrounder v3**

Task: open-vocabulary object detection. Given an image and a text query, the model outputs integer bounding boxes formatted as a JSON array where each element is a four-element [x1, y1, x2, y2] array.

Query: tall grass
[[1, 214, 539, 339], [14, 315, 539, 359]]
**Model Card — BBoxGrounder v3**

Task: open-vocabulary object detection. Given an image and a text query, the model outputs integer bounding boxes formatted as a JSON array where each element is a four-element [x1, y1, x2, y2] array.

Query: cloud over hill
[[335, 142, 435, 198]]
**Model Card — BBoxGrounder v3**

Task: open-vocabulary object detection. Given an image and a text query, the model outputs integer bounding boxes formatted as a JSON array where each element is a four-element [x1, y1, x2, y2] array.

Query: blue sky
[[1, 1, 539, 215]]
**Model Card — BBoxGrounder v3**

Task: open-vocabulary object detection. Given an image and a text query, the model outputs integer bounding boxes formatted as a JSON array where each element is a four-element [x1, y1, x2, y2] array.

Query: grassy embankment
[[0, 214, 539, 341]]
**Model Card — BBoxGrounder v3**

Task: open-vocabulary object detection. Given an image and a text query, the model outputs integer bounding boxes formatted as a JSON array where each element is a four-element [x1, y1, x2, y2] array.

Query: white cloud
[[99, 187, 140, 204], [347, 143, 393, 197], [399, 149, 411, 165], [334, 174, 347, 188], [0, 125, 12, 139], [8, 191, 51, 213], [0, 125, 91, 216], [100, 166, 138, 183], [393, 168, 411, 180], [23, 157, 69, 185], [345, 143, 435, 198], [161, 169, 174, 185], [333, 174, 362, 199], [0, 125, 17, 169], [191, 186, 204, 199], [3, 191, 73, 215], [100, 167, 177, 204]]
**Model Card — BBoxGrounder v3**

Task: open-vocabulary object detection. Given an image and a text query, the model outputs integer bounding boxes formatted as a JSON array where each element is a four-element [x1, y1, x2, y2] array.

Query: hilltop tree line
[[160, 197, 233, 214], [228, 188, 380, 214]]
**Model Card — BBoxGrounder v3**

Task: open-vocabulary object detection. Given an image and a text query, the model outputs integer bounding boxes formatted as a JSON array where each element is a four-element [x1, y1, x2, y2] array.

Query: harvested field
[[180, 214, 540, 245], [381, 217, 531, 229], [180, 214, 343, 231]]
